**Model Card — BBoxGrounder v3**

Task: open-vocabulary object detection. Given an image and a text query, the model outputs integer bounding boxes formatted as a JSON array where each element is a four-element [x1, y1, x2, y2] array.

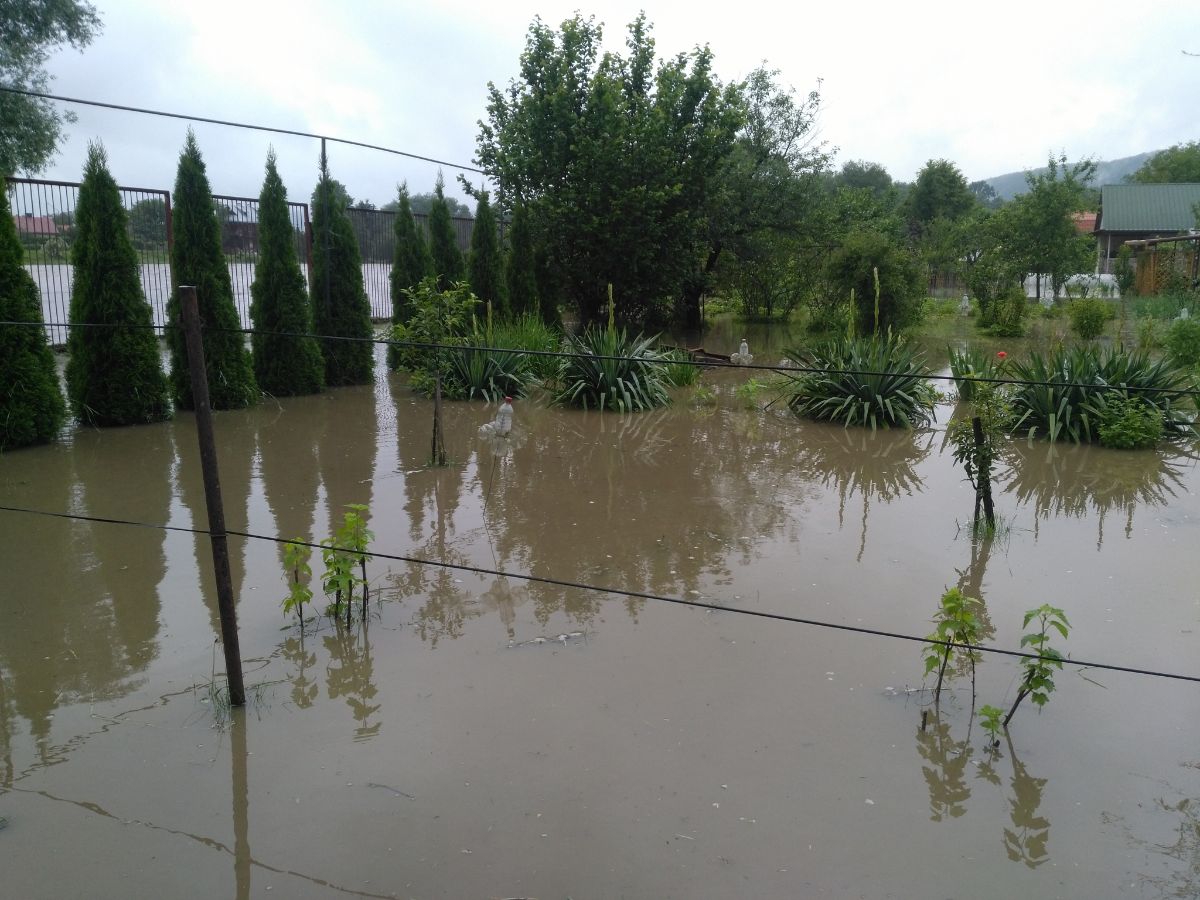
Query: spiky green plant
[[493, 314, 561, 383], [0, 203, 65, 450], [444, 343, 527, 401], [948, 347, 1007, 402], [1008, 345, 1194, 444], [166, 130, 257, 410], [556, 326, 670, 412], [658, 348, 701, 387], [249, 149, 324, 396], [782, 333, 936, 429]]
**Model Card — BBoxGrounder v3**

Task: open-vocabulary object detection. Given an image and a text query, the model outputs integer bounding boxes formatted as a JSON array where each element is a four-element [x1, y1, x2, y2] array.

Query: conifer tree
[[165, 130, 257, 409], [505, 202, 539, 318], [65, 142, 170, 426], [0, 203, 65, 450], [388, 182, 431, 325], [312, 150, 374, 385], [249, 149, 324, 396], [428, 172, 463, 290], [468, 190, 505, 316]]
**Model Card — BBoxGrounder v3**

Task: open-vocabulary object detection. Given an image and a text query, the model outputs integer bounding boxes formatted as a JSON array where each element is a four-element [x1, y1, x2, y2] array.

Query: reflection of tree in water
[[916, 712, 973, 821], [1000, 440, 1191, 547], [792, 424, 932, 561], [952, 531, 997, 646], [323, 626, 380, 742], [1001, 734, 1051, 868], [315, 384, 376, 545], [280, 634, 318, 709], [256, 397, 322, 574]]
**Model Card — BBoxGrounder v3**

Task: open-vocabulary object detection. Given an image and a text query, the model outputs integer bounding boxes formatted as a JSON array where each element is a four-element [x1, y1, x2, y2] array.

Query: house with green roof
[[1094, 183, 1200, 268]]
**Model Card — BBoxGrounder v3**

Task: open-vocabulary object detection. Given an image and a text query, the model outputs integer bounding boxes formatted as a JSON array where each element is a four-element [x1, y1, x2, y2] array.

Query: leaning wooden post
[[180, 284, 246, 706], [972, 416, 995, 531]]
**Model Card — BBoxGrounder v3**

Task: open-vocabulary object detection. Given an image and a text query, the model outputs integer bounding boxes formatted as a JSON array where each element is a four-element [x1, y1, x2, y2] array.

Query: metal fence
[[213, 193, 312, 325]]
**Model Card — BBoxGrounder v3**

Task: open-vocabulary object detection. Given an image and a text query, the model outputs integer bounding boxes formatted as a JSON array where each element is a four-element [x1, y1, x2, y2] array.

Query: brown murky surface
[[3, 340, 1200, 899]]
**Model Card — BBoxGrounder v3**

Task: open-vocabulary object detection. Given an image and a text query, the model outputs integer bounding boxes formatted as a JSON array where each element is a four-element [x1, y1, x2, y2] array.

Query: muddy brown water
[[2, 343, 1199, 898]]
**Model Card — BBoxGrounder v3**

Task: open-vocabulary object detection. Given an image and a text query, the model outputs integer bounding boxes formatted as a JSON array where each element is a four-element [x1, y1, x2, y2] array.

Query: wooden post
[[972, 416, 995, 531], [180, 284, 246, 706]]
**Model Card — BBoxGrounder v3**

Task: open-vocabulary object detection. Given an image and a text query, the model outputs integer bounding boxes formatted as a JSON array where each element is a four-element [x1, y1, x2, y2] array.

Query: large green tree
[[388, 182, 431, 369], [468, 190, 504, 315], [0, 0, 101, 175], [166, 130, 257, 409], [428, 172, 463, 290], [0, 201, 65, 449], [836, 160, 895, 199], [477, 13, 740, 326], [1128, 141, 1200, 184], [825, 230, 924, 335], [907, 159, 976, 231], [249, 149, 324, 396], [504, 202, 540, 318], [312, 150, 374, 385], [66, 142, 170, 426]]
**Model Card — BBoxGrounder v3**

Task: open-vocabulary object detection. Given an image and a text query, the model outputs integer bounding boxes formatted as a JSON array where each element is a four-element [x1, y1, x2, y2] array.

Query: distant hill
[[984, 151, 1158, 200]]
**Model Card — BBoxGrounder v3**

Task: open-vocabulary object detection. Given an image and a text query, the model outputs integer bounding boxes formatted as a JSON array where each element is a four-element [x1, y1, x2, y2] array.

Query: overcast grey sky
[[33, 0, 1200, 207]]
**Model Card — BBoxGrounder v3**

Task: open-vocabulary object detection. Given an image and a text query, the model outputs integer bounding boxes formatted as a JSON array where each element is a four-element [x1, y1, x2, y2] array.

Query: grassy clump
[[782, 332, 936, 429], [556, 326, 670, 412], [658, 348, 701, 387]]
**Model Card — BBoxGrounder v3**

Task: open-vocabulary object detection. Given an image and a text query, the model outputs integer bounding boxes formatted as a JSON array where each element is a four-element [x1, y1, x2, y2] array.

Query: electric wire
[[0, 86, 485, 174], [1, 502, 1197, 686]]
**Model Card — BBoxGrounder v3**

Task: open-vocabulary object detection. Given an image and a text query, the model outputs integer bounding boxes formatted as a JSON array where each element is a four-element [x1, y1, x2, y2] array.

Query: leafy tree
[[165, 130, 257, 409], [127, 198, 167, 251], [311, 149, 374, 386], [908, 159, 976, 232], [0, 0, 101, 175], [427, 172, 463, 291], [1128, 141, 1200, 183], [310, 178, 352, 210], [954, 208, 1024, 324], [969, 179, 1002, 209], [387, 182, 431, 342], [249, 149, 324, 396], [0, 201, 65, 449], [407, 192, 472, 218], [477, 13, 741, 326], [836, 160, 894, 199], [825, 230, 924, 334], [65, 142, 170, 426], [468, 190, 504, 315], [504, 202, 540, 318]]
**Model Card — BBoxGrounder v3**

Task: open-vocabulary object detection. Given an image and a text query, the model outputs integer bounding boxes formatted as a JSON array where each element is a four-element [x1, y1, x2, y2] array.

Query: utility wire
[[1, 502, 1197, 686], [9, 319, 1200, 399], [0, 85, 486, 175]]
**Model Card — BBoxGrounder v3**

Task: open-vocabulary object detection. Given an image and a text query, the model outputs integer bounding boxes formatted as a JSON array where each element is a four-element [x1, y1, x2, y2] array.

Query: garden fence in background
[[5, 177, 473, 343]]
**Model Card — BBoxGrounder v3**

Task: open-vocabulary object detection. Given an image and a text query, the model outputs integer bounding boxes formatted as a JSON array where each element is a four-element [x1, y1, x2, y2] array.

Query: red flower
[[996, 351, 1008, 360]]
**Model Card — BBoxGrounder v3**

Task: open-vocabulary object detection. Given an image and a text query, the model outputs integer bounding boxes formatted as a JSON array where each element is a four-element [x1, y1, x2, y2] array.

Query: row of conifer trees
[[1, 131, 536, 452]]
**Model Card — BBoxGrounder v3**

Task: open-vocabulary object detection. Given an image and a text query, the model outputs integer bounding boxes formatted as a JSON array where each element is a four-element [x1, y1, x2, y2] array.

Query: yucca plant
[[444, 344, 527, 401], [948, 347, 1006, 402], [1008, 345, 1194, 444], [492, 314, 562, 384], [782, 332, 936, 429], [658, 348, 702, 387], [556, 326, 671, 412]]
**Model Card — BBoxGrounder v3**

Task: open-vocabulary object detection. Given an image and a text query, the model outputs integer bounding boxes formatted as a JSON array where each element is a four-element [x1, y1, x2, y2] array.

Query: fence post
[[180, 284, 246, 706], [971, 416, 995, 530]]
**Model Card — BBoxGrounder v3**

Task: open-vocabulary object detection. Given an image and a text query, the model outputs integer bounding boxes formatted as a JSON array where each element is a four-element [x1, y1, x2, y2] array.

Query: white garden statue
[[730, 339, 753, 366]]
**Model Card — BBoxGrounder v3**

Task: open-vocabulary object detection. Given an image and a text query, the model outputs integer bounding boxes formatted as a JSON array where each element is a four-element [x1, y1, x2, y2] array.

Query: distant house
[[1094, 183, 1200, 269], [14, 215, 60, 237]]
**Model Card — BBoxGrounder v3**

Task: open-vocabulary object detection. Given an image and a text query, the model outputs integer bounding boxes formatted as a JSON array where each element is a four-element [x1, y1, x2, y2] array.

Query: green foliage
[[321, 504, 373, 623], [947, 384, 1011, 527], [922, 587, 984, 704], [907, 159, 976, 230], [64, 142, 170, 426], [948, 347, 1006, 402], [1136, 315, 1161, 350], [556, 326, 671, 412], [249, 150, 324, 397], [0, 0, 101, 175], [1128, 141, 1200, 184], [1008, 345, 1194, 444], [978, 704, 1004, 747], [782, 333, 935, 429], [468, 191, 505, 315], [1113, 244, 1136, 298], [824, 231, 924, 335], [281, 539, 314, 624], [984, 288, 1028, 337], [386, 183, 431, 369], [0, 202, 65, 449], [1096, 396, 1165, 450], [658, 349, 701, 386], [1067, 297, 1110, 340], [389, 276, 477, 381], [1165, 317, 1200, 367], [165, 130, 257, 410], [493, 314, 561, 383], [312, 151, 374, 386], [734, 377, 771, 408], [428, 173, 463, 290], [1004, 605, 1070, 729], [504, 203, 540, 319]]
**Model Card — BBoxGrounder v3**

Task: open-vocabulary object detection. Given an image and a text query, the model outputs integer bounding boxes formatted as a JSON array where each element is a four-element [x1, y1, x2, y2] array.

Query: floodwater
[[2, 342, 1200, 899]]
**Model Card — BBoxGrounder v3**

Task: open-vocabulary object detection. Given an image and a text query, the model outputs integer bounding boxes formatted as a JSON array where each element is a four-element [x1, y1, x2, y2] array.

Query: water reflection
[[1001, 735, 1051, 868], [916, 712, 973, 821], [324, 626, 380, 742], [1000, 440, 1192, 547], [280, 634, 318, 710], [315, 386, 377, 543], [231, 708, 251, 900]]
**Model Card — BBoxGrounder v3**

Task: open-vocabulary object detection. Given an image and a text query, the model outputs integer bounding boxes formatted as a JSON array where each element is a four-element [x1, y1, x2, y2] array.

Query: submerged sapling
[[922, 587, 984, 706], [978, 704, 1004, 749], [282, 539, 313, 627], [1003, 604, 1070, 729]]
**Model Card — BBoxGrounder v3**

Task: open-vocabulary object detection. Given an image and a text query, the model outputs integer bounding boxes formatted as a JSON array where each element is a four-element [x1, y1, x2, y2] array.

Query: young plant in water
[[339, 503, 374, 623], [1003, 604, 1070, 729], [922, 587, 984, 706], [978, 704, 1004, 749], [321, 504, 375, 626], [282, 539, 314, 627]]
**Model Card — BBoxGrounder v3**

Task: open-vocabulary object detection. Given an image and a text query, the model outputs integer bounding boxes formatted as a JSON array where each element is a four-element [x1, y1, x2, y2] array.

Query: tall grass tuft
[[782, 332, 935, 429], [658, 348, 702, 387], [556, 326, 671, 411]]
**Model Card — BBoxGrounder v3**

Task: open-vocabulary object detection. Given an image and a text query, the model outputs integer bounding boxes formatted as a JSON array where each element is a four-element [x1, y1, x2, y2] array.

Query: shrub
[[556, 327, 670, 412], [389, 276, 476, 383], [782, 332, 936, 429], [824, 231, 924, 335], [0, 204, 65, 450], [1164, 317, 1200, 368], [1008, 345, 1194, 443], [984, 287, 1027, 337], [1068, 297, 1110, 340], [66, 142, 171, 426], [166, 130, 258, 410], [1096, 396, 1165, 449], [658, 348, 701, 387], [249, 149, 324, 397]]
